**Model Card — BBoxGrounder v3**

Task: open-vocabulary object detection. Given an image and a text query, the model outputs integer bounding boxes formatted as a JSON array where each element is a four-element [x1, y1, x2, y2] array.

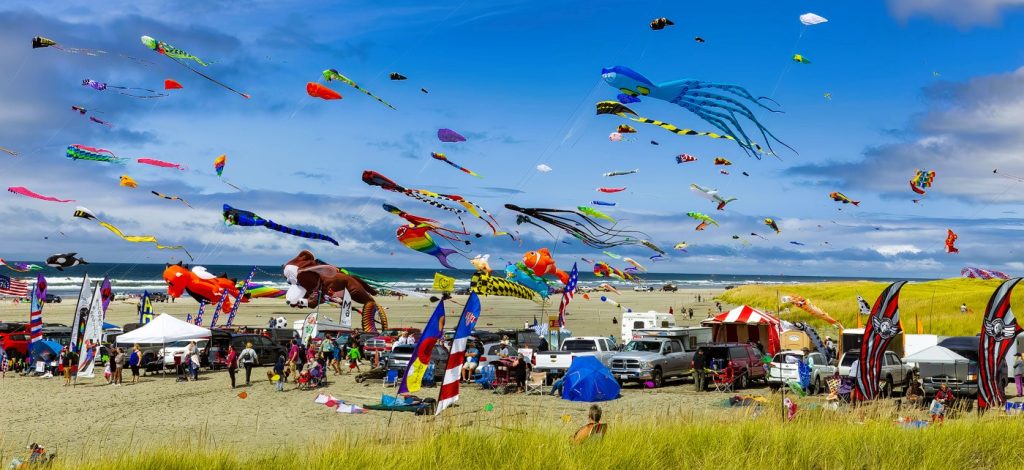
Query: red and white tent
[[702, 305, 782, 355]]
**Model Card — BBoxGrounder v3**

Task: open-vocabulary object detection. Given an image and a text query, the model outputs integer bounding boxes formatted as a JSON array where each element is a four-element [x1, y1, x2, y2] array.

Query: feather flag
[[436, 293, 481, 415], [977, 278, 1024, 409], [226, 267, 256, 327], [399, 301, 446, 395], [855, 281, 906, 401], [558, 263, 579, 328], [139, 291, 154, 324]]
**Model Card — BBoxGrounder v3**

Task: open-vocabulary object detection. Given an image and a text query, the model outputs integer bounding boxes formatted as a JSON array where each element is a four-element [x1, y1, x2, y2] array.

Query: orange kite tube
[[306, 82, 342, 100]]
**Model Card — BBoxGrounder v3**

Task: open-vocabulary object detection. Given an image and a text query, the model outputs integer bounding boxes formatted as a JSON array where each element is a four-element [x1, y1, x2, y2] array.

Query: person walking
[[187, 342, 201, 381], [59, 347, 73, 386], [239, 342, 258, 386], [688, 308, 693, 320], [287, 340, 301, 382], [225, 345, 238, 389], [129, 344, 142, 384], [693, 348, 707, 392], [320, 335, 335, 371], [113, 347, 125, 385], [1015, 353, 1024, 398], [346, 340, 362, 373], [273, 353, 287, 392]]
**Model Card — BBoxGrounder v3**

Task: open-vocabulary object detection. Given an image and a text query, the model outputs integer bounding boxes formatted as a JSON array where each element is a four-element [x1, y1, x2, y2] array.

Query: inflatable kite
[[961, 267, 1011, 280], [66, 144, 123, 164], [594, 261, 635, 281], [73, 206, 191, 259], [151, 191, 193, 208], [363, 171, 507, 236], [603, 169, 639, 177], [505, 204, 648, 249], [469, 271, 537, 301], [623, 257, 647, 272], [82, 79, 166, 98], [138, 158, 186, 170], [616, 125, 637, 134], [792, 54, 811, 64], [223, 204, 339, 246], [690, 184, 737, 210], [283, 250, 379, 311], [33, 36, 105, 56], [945, 229, 959, 254], [687, 212, 718, 231], [592, 200, 616, 206], [389, 72, 407, 80], [577, 206, 614, 223], [601, 66, 791, 158], [306, 82, 342, 100], [437, 128, 466, 143], [322, 69, 395, 109], [713, 157, 732, 166], [470, 254, 492, 273], [8, 186, 73, 203], [597, 187, 626, 193], [676, 154, 696, 163], [0, 259, 43, 272], [431, 152, 481, 178], [649, 17, 674, 30], [596, 101, 754, 150], [799, 13, 828, 25], [910, 170, 934, 195], [829, 192, 859, 206], [522, 248, 569, 284], [780, 295, 843, 329], [396, 224, 458, 269], [603, 251, 622, 260], [505, 262, 551, 298], [617, 93, 641, 104], [762, 218, 779, 234], [0, 147, 16, 157], [163, 263, 243, 311], [141, 35, 249, 98], [119, 176, 138, 188], [164, 79, 183, 90]]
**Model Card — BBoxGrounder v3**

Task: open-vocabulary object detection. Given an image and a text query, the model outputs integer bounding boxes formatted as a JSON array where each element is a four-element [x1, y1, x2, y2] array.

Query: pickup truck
[[839, 349, 912, 397], [534, 337, 617, 377], [767, 350, 837, 394], [609, 337, 693, 388]]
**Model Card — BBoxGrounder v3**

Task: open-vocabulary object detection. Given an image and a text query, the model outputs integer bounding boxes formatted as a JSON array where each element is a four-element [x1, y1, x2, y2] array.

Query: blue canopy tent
[[29, 340, 61, 362], [561, 356, 621, 402]]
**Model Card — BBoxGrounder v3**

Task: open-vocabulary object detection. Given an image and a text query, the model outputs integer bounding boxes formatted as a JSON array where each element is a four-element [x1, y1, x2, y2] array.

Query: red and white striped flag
[[558, 263, 578, 328], [436, 293, 481, 415], [0, 274, 29, 297]]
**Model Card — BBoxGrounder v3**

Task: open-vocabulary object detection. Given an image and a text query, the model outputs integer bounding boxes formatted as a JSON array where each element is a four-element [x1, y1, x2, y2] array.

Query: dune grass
[[40, 403, 1024, 469], [718, 278, 1016, 336]]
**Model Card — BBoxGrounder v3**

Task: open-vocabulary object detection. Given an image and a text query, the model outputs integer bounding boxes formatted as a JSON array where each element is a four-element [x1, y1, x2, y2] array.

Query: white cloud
[[874, 244, 923, 256], [888, 0, 1024, 27]]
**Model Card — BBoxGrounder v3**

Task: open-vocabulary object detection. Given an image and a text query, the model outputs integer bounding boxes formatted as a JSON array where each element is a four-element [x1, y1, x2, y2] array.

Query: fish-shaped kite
[[67, 144, 123, 164], [829, 192, 859, 206], [46, 253, 88, 271], [578, 206, 614, 223], [0, 259, 43, 272], [649, 17, 674, 30], [592, 200, 616, 206], [687, 212, 718, 231], [603, 169, 639, 177], [792, 54, 811, 64], [764, 218, 780, 234], [431, 152, 482, 178], [119, 176, 138, 188], [137, 158, 187, 171], [396, 224, 458, 269], [390, 72, 408, 80], [713, 157, 732, 166], [676, 154, 697, 163], [597, 187, 626, 193], [690, 183, 737, 210]]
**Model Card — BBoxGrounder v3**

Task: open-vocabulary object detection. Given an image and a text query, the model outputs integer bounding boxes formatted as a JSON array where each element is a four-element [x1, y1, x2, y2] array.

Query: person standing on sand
[[273, 353, 287, 392], [240, 342, 258, 385], [688, 308, 693, 320], [59, 346, 72, 386], [129, 344, 142, 384], [693, 349, 707, 392], [346, 341, 362, 373], [287, 339, 300, 382], [113, 347, 125, 385], [226, 345, 238, 389]]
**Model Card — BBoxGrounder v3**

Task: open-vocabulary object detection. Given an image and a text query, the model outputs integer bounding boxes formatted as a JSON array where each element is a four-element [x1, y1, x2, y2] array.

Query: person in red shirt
[[931, 383, 954, 423]]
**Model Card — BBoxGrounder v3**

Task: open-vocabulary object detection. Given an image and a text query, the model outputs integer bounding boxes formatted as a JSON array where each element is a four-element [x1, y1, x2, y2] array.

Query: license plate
[[619, 374, 629, 380]]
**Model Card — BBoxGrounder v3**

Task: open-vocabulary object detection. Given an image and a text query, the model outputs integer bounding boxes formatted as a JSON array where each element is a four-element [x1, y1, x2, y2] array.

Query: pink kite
[[8, 186, 74, 203], [597, 187, 626, 193], [137, 158, 187, 171]]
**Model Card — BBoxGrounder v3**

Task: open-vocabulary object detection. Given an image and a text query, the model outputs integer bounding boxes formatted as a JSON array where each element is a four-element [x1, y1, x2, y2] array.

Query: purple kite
[[437, 128, 466, 143]]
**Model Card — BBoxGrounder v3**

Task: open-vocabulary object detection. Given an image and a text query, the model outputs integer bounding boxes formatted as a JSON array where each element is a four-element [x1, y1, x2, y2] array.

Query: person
[[287, 339, 301, 382], [537, 337, 549, 352], [239, 342, 258, 386], [129, 344, 142, 384], [668, 306, 673, 314], [498, 339, 511, 358], [188, 342, 200, 381], [330, 336, 343, 375], [273, 353, 287, 392], [511, 353, 529, 392], [321, 335, 335, 370], [393, 332, 409, 350], [692, 348, 707, 392], [688, 308, 693, 320], [572, 405, 606, 444], [59, 346, 73, 386], [931, 383, 954, 423], [960, 303, 968, 314], [1015, 353, 1024, 398], [715, 301, 722, 311], [848, 358, 860, 405], [226, 345, 238, 389], [462, 341, 479, 382], [550, 370, 566, 396], [906, 376, 924, 408], [346, 340, 363, 373]]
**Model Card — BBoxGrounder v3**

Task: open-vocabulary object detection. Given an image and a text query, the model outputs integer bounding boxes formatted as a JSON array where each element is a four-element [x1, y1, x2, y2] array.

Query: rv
[[838, 328, 904, 360], [620, 311, 676, 343]]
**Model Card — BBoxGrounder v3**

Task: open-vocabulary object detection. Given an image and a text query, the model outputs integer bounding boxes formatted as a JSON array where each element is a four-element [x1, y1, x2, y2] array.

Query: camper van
[[620, 311, 676, 343], [838, 328, 905, 360]]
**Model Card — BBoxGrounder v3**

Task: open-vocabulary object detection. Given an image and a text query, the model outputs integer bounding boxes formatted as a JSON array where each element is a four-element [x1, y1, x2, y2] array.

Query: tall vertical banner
[[301, 311, 319, 345], [399, 301, 446, 395], [139, 291, 154, 324], [77, 282, 105, 378], [437, 293, 481, 415], [209, 288, 230, 329], [28, 274, 47, 348], [977, 278, 1023, 409], [225, 267, 256, 327], [69, 275, 93, 353], [855, 281, 907, 401], [339, 288, 353, 328], [99, 277, 113, 320], [558, 263, 579, 328]]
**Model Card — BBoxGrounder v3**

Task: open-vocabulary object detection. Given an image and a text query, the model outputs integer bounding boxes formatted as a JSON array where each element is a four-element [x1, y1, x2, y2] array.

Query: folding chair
[[525, 371, 546, 395], [383, 369, 398, 388], [710, 367, 735, 393], [493, 363, 511, 387]]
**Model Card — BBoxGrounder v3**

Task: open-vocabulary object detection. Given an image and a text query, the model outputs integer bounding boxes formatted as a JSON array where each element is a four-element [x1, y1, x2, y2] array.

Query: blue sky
[[3, 0, 1024, 278]]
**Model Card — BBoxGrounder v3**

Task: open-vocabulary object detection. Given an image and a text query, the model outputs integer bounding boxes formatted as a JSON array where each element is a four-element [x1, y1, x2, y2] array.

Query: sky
[[3, 0, 1024, 278]]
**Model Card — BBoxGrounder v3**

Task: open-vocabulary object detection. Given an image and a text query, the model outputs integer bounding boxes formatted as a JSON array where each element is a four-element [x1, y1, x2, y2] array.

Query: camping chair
[[383, 369, 399, 388], [525, 371, 546, 395], [835, 376, 855, 404], [422, 363, 437, 388], [475, 365, 496, 389], [710, 367, 735, 393]]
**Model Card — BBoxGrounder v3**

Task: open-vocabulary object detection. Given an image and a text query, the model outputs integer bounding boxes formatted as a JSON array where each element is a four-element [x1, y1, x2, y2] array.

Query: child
[[273, 353, 287, 392], [346, 342, 362, 373]]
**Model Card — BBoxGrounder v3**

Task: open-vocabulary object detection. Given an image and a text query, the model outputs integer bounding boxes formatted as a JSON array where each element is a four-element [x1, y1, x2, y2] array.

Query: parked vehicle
[[633, 285, 654, 292], [477, 341, 523, 368], [386, 344, 450, 382], [913, 336, 1009, 397], [44, 294, 62, 303], [609, 337, 693, 387], [228, 334, 287, 366], [113, 293, 130, 301], [838, 328, 904, 361], [766, 350, 837, 394], [620, 311, 677, 343], [148, 292, 169, 303], [694, 343, 767, 389], [838, 349, 913, 396], [534, 337, 617, 377], [0, 323, 31, 359], [495, 329, 543, 349], [661, 284, 678, 292]]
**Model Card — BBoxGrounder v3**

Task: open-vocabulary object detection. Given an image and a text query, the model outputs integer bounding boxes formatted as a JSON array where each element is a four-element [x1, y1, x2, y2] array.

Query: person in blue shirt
[[462, 342, 480, 383], [273, 354, 287, 392]]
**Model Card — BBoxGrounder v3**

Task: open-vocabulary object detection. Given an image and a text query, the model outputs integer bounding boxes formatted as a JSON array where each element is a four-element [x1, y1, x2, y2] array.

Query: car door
[[886, 352, 904, 384], [257, 337, 277, 364], [666, 341, 685, 375]]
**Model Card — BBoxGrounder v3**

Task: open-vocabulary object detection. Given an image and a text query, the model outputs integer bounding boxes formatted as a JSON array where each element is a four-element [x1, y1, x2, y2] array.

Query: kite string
[[769, 25, 807, 98]]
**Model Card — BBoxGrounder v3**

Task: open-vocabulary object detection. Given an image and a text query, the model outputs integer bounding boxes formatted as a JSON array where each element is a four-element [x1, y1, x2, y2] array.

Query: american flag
[[0, 274, 29, 297], [558, 263, 579, 328], [436, 293, 481, 415]]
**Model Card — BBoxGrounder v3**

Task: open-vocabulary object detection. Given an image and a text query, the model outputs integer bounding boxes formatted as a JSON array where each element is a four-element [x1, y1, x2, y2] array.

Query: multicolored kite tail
[[595, 101, 766, 154]]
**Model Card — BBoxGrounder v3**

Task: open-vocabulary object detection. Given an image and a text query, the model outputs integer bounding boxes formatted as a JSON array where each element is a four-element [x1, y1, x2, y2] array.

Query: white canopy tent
[[904, 345, 969, 364], [116, 313, 211, 344]]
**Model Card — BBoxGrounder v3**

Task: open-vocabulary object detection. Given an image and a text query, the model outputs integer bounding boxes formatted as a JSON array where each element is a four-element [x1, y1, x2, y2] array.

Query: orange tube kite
[[306, 82, 342, 100]]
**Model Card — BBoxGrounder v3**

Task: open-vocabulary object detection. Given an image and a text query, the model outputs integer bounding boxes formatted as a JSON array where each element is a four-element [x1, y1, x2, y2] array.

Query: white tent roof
[[116, 313, 211, 344], [904, 345, 969, 364]]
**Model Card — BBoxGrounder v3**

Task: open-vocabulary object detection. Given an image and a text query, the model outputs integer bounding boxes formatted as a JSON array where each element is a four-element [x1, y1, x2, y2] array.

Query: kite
[[592, 200, 616, 206], [536, 164, 553, 172], [362, 171, 508, 236], [522, 248, 569, 284], [322, 69, 395, 110], [119, 176, 138, 188], [945, 229, 959, 254], [649, 255, 667, 262], [617, 93, 641, 104], [742, 172, 750, 176], [505, 262, 552, 298], [71, 106, 87, 114], [601, 66, 792, 158], [650, 140, 659, 145], [764, 218, 780, 234], [609, 132, 624, 142], [789, 241, 806, 246], [597, 101, 765, 152], [151, 191, 193, 208], [140, 35, 250, 99], [687, 212, 718, 230], [164, 79, 183, 90], [1, 147, 17, 157], [750, 232, 769, 241], [961, 267, 1010, 280], [213, 155, 241, 191], [799, 13, 828, 26], [67, 144, 123, 164], [389, 72, 408, 80], [649, 17, 674, 30], [823, 93, 832, 101], [437, 128, 466, 143], [470, 254, 492, 273], [674, 242, 688, 252], [713, 157, 732, 166], [8, 186, 74, 203], [603, 251, 622, 260], [695, 37, 705, 43], [598, 283, 621, 294], [690, 183, 737, 210], [676, 154, 697, 163], [469, 271, 537, 301], [792, 54, 811, 64], [89, 116, 113, 127], [396, 224, 458, 269], [594, 262, 635, 282], [306, 82, 342, 100], [421, 88, 429, 94], [597, 187, 626, 193], [46, 253, 88, 271], [603, 169, 639, 177], [829, 192, 859, 206], [910, 170, 935, 195], [505, 204, 648, 249], [578, 206, 614, 223], [617, 125, 637, 134], [137, 158, 187, 171], [720, 170, 730, 175], [73, 206, 191, 258], [639, 239, 667, 255], [623, 257, 647, 272], [33, 36, 105, 56], [383, 203, 475, 245], [0, 259, 43, 272], [431, 152, 482, 178], [222, 204, 339, 246], [82, 79, 166, 98]]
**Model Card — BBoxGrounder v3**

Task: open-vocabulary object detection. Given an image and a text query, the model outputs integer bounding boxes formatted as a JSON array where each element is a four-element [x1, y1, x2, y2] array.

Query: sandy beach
[[0, 289, 739, 461]]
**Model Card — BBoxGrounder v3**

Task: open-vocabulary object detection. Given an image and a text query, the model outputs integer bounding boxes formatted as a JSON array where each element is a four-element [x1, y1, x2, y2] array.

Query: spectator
[[931, 383, 954, 423], [550, 370, 566, 396], [960, 303, 968, 314], [330, 336, 343, 375], [393, 332, 409, 350], [688, 308, 693, 320], [511, 353, 528, 392], [906, 376, 924, 408], [273, 353, 287, 392], [572, 405, 606, 443], [1014, 353, 1024, 398], [186, 342, 200, 381], [462, 341, 479, 382], [346, 341, 363, 373], [287, 340, 301, 382], [692, 349, 707, 392], [59, 347, 73, 386], [111, 347, 125, 385], [239, 342, 258, 386], [129, 344, 142, 384], [538, 337, 549, 352], [226, 345, 238, 389]]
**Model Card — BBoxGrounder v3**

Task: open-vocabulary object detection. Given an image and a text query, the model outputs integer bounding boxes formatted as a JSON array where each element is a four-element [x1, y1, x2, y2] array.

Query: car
[[633, 285, 654, 292], [766, 350, 837, 394], [661, 284, 678, 292], [0, 324, 31, 359], [838, 349, 913, 397], [694, 343, 768, 389], [610, 337, 694, 387], [477, 341, 526, 368], [228, 334, 287, 366], [44, 294, 61, 303], [113, 293, 130, 301], [148, 292, 169, 303], [494, 329, 543, 350], [158, 339, 211, 368], [385, 343, 450, 382], [534, 337, 618, 377]]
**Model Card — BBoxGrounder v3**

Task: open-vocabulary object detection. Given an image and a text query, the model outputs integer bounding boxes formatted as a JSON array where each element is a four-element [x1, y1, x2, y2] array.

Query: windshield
[[166, 340, 208, 348], [624, 341, 661, 352], [391, 345, 414, 355], [562, 340, 598, 352], [773, 353, 804, 364], [841, 354, 858, 367]]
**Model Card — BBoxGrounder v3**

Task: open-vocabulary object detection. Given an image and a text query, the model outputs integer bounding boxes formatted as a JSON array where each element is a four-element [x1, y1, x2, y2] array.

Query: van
[[621, 311, 676, 343]]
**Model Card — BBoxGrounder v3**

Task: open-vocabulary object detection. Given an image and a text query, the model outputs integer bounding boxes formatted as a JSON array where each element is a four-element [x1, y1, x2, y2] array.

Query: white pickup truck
[[533, 337, 617, 377]]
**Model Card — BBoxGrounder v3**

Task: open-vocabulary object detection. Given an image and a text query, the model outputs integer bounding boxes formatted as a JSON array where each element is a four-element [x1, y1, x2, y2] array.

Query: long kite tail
[[170, 57, 249, 99], [262, 219, 339, 246], [624, 114, 765, 153], [353, 85, 396, 110]]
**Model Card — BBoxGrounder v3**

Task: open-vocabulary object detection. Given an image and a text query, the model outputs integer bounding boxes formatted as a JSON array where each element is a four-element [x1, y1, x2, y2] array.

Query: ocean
[[0, 263, 926, 297]]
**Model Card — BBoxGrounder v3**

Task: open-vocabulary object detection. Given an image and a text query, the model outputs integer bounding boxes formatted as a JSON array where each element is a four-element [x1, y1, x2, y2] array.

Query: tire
[[651, 368, 664, 388], [5, 348, 20, 361], [811, 377, 822, 395], [737, 372, 749, 389], [881, 376, 894, 398]]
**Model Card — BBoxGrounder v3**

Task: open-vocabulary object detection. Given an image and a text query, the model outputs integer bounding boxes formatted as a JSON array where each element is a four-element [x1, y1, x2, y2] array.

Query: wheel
[[769, 383, 781, 391], [881, 376, 894, 398], [4, 348, 20, 361], [737, 372, 749, 389], [810, 377, 822, 395], [651, 368, 664, 388]]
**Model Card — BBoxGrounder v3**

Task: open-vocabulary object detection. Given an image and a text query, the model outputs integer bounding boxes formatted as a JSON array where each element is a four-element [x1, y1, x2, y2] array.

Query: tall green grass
[[42, 404, 1024, 469], [719, 278, 1013, 336]]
